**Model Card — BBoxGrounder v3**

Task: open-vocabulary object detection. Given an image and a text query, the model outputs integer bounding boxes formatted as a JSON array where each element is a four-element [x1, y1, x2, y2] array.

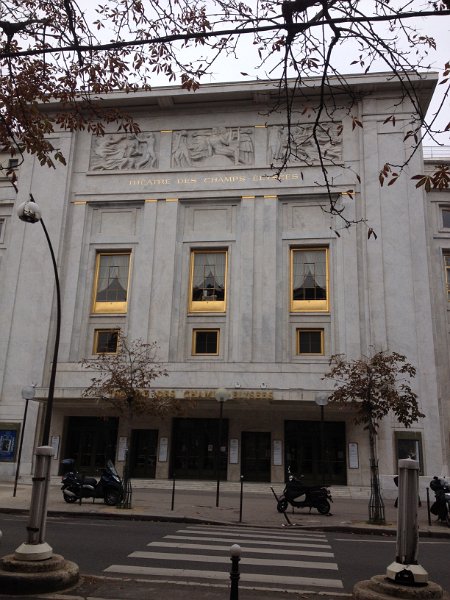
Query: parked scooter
[[61, 459, 124, 506], [276, 467, 332, 514], [429, 475, 450, 527]]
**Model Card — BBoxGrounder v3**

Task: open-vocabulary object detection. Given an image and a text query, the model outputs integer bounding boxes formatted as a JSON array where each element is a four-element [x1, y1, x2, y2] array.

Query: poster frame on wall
[[0, 423, 21, 462]]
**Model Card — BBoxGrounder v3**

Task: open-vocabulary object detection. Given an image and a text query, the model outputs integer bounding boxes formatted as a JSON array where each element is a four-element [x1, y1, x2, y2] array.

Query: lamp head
[[215, 387, 231, 403], [21, 385, 36, 400], [315, 392, 329, 407], [17, 197, 42, 224]]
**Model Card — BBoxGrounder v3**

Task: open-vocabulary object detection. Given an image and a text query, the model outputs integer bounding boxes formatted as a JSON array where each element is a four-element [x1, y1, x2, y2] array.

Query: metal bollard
[[229, 544, 241, 600], [171, 473, 176, 511], [239, 475, 244, 523]]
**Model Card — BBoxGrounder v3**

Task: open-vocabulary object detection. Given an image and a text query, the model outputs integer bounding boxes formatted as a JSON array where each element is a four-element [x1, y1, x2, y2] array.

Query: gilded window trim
[[92, 251, 131, 314], [290, 247, 329, 312], [93, 328, 120, 354], [192, 328, 220, 356], [188, 249, 228, 313], [296, 328, 324, 355]]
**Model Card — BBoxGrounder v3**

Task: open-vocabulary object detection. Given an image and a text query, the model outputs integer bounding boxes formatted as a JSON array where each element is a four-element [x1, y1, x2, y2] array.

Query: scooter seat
[[82, 477, 97, 486]]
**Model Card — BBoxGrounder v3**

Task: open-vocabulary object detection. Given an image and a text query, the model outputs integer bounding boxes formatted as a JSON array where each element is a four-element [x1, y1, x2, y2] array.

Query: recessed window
[[291, 248, 329, 312], [443, 209, 450, 229], [94, 329, 119, 354], [92, 252, 130, 313], [192, 329, 219, 355], [297, 329, 324, 355], [445, 255, 450, 301], [189, 250, 227, 313], [8, 159, 19, 170], [0, 218, 4, 243], [395, 432, 423, 475]]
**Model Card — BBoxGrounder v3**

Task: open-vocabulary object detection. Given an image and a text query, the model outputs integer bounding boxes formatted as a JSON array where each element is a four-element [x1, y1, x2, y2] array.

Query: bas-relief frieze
[[88, 122, 342, 172], [171, 127, 254, 168], [267, 123, 342, 165], [90, 132, 158, 171]]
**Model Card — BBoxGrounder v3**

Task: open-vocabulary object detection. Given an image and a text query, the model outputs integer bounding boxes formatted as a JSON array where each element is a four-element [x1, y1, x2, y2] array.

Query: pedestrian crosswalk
[[104, 524, 345, 594]]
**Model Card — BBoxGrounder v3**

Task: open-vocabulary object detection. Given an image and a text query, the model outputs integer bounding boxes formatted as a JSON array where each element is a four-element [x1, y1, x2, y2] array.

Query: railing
[[423, 146, 450, 159]]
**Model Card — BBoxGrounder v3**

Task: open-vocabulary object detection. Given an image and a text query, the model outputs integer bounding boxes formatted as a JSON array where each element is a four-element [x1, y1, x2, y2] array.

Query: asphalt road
[[1, 514, 449, 597]]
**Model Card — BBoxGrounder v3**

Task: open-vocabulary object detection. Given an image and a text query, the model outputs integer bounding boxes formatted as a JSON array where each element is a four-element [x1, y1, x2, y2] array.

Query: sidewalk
[[0, 479, 449, 536]]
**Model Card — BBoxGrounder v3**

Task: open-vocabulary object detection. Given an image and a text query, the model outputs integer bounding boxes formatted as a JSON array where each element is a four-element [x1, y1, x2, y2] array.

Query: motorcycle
[[429, 475, 450, 527], [276, 468, 332, 515], [61, 459, 124, 506]]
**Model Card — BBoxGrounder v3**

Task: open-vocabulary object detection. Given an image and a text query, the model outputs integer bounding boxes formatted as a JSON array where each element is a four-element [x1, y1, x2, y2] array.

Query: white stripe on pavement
[[165, 534, 331, 548], [172, 529, 328, 542], [187, 525, 327, 539], [128, 551, 338, 570], [148, 541, 334, 557], [104, 565, 344, 589]]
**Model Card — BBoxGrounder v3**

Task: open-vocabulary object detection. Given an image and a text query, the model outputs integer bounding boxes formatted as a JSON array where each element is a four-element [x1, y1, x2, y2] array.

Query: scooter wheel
[[104, 489, 122, 506], [317, 500, 331, 515], [63, 492, 78, 504], [277, 498, 288, 513]]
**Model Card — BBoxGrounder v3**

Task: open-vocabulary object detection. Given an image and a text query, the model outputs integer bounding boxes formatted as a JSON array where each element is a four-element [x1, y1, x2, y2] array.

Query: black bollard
[[239, 475, 244, 523], [171, 473, 175, 511], [229, 544, 241, 600]]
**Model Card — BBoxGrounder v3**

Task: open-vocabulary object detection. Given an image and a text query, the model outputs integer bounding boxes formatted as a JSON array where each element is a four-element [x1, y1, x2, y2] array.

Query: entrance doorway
[[63, 416, 118, 474], [241, 432, 271, 482], [130, 429, 158, 478], [171, 418, 228, 480], [284, 420, 347, 485]]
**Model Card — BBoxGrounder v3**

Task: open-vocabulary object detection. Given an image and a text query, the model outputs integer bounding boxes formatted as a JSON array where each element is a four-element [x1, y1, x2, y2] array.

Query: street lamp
[[13, 386, 36, 497], [315, 392, 329, 486], [17, 195, 61, 446], [215, 387, 231, 507]]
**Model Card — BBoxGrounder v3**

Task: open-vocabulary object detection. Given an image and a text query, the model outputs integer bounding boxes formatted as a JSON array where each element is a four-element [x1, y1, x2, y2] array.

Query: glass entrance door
[[241, 432, 271, 482], [63, 417, 118, 474], [171, 418, 228, 479], [284, 420, 347, 485], [130, 429, 158, 478]]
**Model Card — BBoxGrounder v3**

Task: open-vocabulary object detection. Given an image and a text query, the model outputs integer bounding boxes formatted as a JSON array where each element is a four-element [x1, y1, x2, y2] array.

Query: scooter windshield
[[106, 460, 120, 477]]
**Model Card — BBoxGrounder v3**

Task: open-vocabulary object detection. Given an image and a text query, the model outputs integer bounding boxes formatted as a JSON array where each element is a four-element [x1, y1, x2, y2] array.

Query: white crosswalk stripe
[[104, 524, 344, 592]]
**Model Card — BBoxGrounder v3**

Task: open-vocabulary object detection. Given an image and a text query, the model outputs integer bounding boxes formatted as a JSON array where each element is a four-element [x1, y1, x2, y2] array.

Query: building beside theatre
[[0, 73, 448, 493]]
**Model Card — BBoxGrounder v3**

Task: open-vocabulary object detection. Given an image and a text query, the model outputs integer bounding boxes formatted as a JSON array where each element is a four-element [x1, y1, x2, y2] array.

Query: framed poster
[[158, 437, 169, 463], [273, 439, 283, 466], [229, 438, 239, 464], [51, 435, 60, 460], [348, 442, 359, 469], [0, 423, 21, 462], [118, 436, 128, 461]]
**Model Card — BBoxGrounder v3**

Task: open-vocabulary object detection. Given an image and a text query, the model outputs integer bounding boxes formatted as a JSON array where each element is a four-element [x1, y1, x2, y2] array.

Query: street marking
[[187, 525, 327, 539], [149, 541, 334, 557], [129, 550, 338, 570], [173, 528, 328, 542], [165, 534, 331, 548], [104, 565, 344, 588]]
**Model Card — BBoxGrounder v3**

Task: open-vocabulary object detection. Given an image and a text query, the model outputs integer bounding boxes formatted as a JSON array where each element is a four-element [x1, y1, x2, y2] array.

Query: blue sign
[[0, 428, 18, 462]]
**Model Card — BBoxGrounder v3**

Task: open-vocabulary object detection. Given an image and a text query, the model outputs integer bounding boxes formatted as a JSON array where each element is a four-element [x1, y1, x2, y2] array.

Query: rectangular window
[[192, 329, 219, 355], [297, 329, 324, 355], [189, 250, 227, 313], [291, 248, 329, 311], [445, 255, 450, 302], [0, 218, 4, 243], [92, 252, 130, 313], [443, 209, 450, 229], [395, 432, 423, 475], [93, 329, 119, 354]]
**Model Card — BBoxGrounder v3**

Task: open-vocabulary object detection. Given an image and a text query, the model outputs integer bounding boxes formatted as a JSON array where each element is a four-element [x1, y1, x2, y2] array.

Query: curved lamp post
[[315, 392, 329, 486], [215, 387, 231, 507], [17, 195, 61, 446]]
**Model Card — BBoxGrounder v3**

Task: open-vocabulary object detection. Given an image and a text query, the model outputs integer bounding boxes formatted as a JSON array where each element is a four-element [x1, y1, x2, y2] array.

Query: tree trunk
[[368, 427, 385, 524]]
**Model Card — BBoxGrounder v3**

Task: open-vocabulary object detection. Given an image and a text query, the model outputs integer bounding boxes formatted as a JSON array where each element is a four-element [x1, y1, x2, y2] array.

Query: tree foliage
[[1, 1, 449, 216], [81, 333, 178, 417], [324, 350, 424, 438]]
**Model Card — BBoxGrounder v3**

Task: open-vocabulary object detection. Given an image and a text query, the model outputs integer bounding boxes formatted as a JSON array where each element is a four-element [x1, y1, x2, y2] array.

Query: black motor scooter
[[61, 459, 124, 506], [429, 475, 450, 527], [276, 468, 332, 514]]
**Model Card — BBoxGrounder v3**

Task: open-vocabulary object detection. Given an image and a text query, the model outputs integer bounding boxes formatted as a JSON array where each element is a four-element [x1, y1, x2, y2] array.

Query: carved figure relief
[[90, 132, 158, 171], [267, 123, 342, 165], [171, 127, 254, 168]]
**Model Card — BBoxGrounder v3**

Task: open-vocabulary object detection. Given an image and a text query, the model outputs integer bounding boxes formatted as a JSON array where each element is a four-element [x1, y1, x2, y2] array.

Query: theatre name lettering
[[129, 172, 300, 187], [155, 389, 274, 400]]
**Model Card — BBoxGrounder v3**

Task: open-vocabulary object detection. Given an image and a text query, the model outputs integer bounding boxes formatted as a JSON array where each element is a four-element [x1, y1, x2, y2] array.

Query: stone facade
[[0, 74, 447, 494]]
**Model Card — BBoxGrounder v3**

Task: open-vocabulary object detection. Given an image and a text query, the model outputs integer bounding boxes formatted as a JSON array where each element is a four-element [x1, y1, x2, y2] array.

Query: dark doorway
[[284, 420, 347, 485], [130, 429, 158, 478], [171, 418, 228, 480], [241, 432, 271, 482], [63, 417, 118, 474]]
